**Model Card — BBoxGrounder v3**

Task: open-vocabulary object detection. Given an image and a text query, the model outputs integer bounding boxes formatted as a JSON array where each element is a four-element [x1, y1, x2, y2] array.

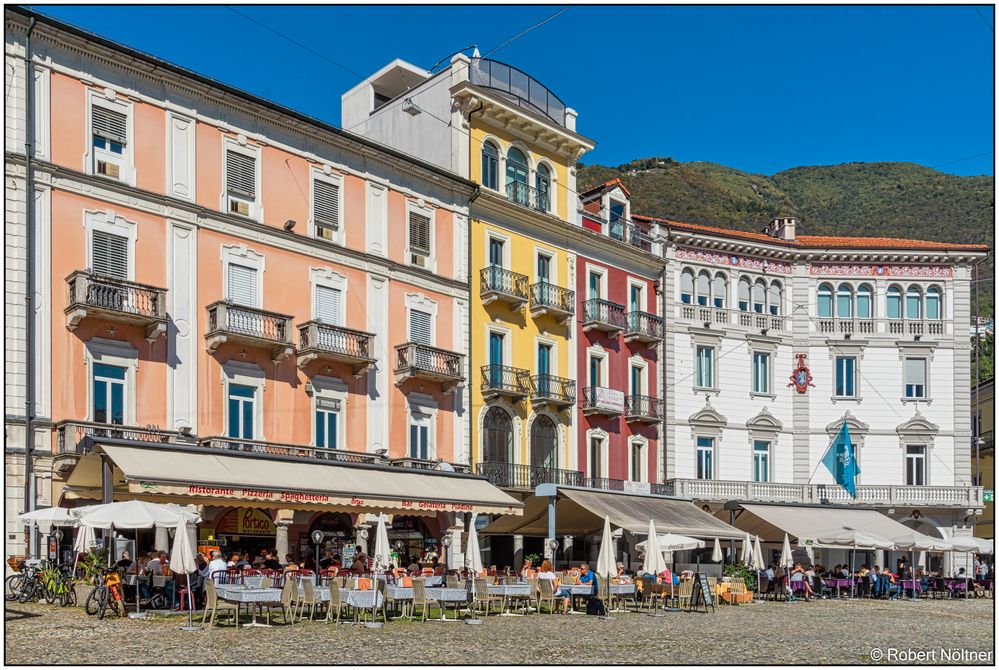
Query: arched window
[[535, 163, 552, 212], [481, 141, 499, 190], [530, 416, 558, 469], [767, 281, 782, 316], [906, 285, 923, 319], [925, 286, 941, 320], [856, 284, 873, 319], [483, 407, 513, 464], [752, 279, 766, 313], [887, 285, 903, 319], [712, 273, 727, 309], [738, 277, 751, 312], [680, 269, 694, 305], [817, 283, 834, 318], [696, 271, 711, 306], [505, 147, 529, 205], [836, 284, 854, 318]]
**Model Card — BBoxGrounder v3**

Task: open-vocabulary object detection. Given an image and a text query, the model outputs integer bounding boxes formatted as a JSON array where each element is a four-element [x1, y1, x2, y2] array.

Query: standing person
[[352, 545, 369, 573]]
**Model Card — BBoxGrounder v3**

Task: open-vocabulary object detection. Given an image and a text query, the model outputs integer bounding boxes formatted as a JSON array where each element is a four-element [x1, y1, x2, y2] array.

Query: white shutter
[[408, 212, 431, 255], [226, 150, 256, 198], [92, 106, 127, 144], [91, 231, 128, 279], [906, 358, 926, 386], [227, 263, 258, 307], [314, 180, 340, 229], [315, 285, 342, 325], [409, 309, 432, 345]]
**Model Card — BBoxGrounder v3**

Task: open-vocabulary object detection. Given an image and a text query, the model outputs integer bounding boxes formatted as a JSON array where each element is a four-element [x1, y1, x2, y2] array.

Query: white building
[[635, 213, 989, 565]]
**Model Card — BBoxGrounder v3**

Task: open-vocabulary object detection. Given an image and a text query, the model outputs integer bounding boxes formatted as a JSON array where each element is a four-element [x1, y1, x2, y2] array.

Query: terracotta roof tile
[[580, 177, 631, 199], [631, 215, 990, 252]]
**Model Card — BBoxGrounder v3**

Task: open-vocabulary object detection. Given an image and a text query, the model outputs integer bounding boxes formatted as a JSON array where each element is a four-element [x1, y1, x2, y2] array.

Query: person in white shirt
[[207, 550, 229, 583], [536, 559, 570, 614]]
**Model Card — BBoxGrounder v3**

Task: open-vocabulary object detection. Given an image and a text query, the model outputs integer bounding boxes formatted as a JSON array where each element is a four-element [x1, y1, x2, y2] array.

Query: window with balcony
[[752, 439, 770, 482], [906, 285, 923, 319], [905, 444, 926, 485], [609, 199, 626, 240], [904, 357, 927, 399], [484, 406, 514, 463], [588, 270, 603, 300], [696, 437, 714, 480], [696, 271, 711, 307], [738, 277, 752, 312], [767, 281, 782, 316], [836, 283, 853, 318], [92, 363, 125, 425], [92, 230, 128, 280], [409, 308, 433, 346], [312, 175, 341, 243], [530, 415, 558, 469], [91, 103, 128, 180], [630, 363, 644, 395], [488, 236, 505, 268], [589, 354, 605, 388], [887, 285, 903, 319], [713, 273, 727, 309], [506, 147, 529, 206], [536, 163, 552, 213], [752, 352, 770, 394], [589, 435, 604, 478], [695, 346, 715, 389], [227, 263, 259, 308], [926, 286, 941, 320], [315, 396, 340, 449], [409, 409, 431, 460], [537, 253, 551, 283], [630, 283, 644, 313], [680, 269, 694, 305], [630, 439, 646, 483], [857, 284, 873, 319], [227, 384, 256, 440], [481, 141, 499, 190], [314, 284, 343, 326], [818, 283, 834, 318], [834, 356, 857, 398]]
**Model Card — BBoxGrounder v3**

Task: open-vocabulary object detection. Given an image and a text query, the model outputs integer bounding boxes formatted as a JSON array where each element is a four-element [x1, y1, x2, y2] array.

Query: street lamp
[[310, 530, 324, 585], [52, 528, 63, 566], [442, 534, 452, 572]]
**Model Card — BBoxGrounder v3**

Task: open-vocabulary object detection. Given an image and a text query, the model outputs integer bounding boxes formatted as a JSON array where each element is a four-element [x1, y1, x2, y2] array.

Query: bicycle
[[15, 562, 44, 604], [84, 566, 125, 619], [40, 562, 76, 607]]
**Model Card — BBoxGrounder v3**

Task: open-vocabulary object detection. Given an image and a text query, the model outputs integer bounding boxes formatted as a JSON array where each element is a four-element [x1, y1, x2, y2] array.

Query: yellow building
[[974, 378, 993, 539]]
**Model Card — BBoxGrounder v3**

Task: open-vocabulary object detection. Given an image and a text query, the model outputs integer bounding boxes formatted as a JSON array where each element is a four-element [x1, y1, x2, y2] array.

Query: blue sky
[[30, 5, 995, 176]]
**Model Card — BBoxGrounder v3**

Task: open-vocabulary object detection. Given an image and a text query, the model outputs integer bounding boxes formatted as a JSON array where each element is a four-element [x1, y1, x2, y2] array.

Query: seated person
[[519, 558, 534, 579], [615, 563, 631, 583], [536, 559, 570, 614], [115, 550, 134, 571]]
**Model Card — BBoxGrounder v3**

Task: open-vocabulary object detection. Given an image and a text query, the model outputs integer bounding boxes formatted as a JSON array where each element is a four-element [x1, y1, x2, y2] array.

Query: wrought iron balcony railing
[[505, 181, 550, 213], [389, 457, 471, 474], [582, 298, 627, 334], [624, 310, 664, 343], [476, 461, 584, 489], [200, 436, 382, 464], [608, 221, 653, 252], [480, 364, 530, 400], [297, 321, 375, 374], [529, 374, 576, 407], [585, 477, 626, 492], [55, 420, 188, 456], [65, 271, 168, 341], [625, 395, 665, 423], [394, 342, 464, 391], [529, 281, 574, 323], [469, 57, 567, 127], [206, 301, 295, 362], [480, 266, 529, 308], [580, 386, 625, 415]]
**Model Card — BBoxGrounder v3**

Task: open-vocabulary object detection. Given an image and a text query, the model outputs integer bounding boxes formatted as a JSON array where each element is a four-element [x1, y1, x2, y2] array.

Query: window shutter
[[408, 211, 431, 255], [91, 231, 128, 279], [314, 285, 342, 325], [92, 106, 127, 144], [314, 180, 340, 229], [409, 309, 432, 345], [226, 150, 256, 198], [906, 358, 926, 386], [227, 263, 258, 307]]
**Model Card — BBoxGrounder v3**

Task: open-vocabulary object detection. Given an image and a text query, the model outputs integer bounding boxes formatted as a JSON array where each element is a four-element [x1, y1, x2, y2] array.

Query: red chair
[[211, 569, 243, 585]]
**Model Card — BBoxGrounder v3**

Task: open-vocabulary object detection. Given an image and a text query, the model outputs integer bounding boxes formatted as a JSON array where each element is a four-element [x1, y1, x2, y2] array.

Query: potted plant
[[72, 549, 108, 606]]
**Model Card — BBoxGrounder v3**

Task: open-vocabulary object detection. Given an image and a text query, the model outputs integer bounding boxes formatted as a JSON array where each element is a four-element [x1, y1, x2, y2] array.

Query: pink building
[[4, 8, 523, 561]]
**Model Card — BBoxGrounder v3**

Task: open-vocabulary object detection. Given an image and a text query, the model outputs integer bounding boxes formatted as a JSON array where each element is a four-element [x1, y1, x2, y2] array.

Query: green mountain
[[578, 158, 994, 317]]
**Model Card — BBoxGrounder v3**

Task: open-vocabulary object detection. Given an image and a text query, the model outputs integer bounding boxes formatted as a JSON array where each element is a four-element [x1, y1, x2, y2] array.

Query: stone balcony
[[65, 271, 168, 342], [817, 318, 946, 338], [205, 301, 294, 362], [297, 321, 376, 376], [679, 304, 787, 332], [393, 342, 464, 392], [665, 478, 985, 509]]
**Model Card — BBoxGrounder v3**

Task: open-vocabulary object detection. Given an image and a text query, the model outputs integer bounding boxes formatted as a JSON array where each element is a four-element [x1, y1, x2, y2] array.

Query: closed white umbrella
[[641, 519, 668, 577], [71, 523, 96, 577], [751, 535, 765, 571], [465, 513, 483, 575], [779, 533, 793, 569], [595, 515, 615, 580], [711, 538, 723, 563], [740, 532, 752, 565], [170, 520, 199, 631], [367, 514, 390, 628], [813, 530, 895, 550]]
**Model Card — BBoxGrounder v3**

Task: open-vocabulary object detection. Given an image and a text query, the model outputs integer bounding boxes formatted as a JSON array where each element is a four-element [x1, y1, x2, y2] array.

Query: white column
[[275, 520, 291, 562], [367, 274, 389, 454], [513, 534, 524, 569], [167, 221, 198, 432]]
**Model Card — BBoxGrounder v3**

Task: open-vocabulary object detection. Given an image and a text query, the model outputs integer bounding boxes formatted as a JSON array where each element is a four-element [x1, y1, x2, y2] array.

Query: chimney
[[765, 216, 796, 241]]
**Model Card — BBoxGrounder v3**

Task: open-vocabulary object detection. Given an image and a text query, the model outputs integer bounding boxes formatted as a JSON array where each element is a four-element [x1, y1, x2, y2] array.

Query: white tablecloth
[[343, 590, 383, 609], [488, 584, 533, 597], [215, 586, 282, 603]]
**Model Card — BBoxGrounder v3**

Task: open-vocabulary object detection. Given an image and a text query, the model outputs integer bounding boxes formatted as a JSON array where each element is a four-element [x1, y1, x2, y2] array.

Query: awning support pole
[[101, 455, 113, 549], [547, 495, 556, 566]]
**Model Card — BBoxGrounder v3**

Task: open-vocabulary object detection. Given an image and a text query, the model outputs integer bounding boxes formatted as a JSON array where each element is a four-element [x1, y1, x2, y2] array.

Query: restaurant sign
[[216, 508, 275, 536], [130, 481, 519, 516]]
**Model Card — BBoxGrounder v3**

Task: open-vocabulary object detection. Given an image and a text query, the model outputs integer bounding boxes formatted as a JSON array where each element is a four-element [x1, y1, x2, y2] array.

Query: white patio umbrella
[[711, 538, 723, 563], [635, 533, 704, 553], [170, 519, 199, 631], [948, 536, 993, 553], [367, 514, 390, 628], [779, 533, 794, 600], [751, 535, 765, 600], [465, 513, 483, 575], [641, 519, 668, 577], [17, 507, 78, 533], [595, 515, 615, 580], [71, 522, 96, 576], [814, 529, 894, 598], [740, 532, 752, 565]]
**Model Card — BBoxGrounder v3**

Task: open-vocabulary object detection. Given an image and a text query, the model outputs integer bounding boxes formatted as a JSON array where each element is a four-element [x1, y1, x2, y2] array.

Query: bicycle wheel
[[43, 581, 57, 605], [5, 574, 23, 601], [17, 579, 36, 604], [84, 586, 101, 616], [96, 588, 109, 620]]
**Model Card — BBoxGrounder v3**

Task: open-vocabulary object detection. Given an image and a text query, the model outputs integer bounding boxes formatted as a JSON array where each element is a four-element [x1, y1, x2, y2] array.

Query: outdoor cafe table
[[383, 586, 468, 621], [827, 578, 853, 597], [899, 579, 923, 595], [215, 586, 282, 627], [488, 583, 533, 615]]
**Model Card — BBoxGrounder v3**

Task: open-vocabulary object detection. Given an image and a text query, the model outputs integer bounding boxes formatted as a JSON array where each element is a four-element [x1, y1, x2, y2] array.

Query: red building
[[575, 180, 664, 489]]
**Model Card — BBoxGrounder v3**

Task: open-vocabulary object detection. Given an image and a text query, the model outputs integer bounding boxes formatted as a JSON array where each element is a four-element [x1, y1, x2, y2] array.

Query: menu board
[[688, 573, 715, 613]]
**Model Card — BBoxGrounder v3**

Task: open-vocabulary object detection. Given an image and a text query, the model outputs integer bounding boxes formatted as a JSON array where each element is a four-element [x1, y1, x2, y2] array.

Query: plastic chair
[[325, 580, 345, 624], [202, 580, 239, 628], [298, 579, 319, 621], [411, 579, 436, 622], [474, 578, 501, 616]]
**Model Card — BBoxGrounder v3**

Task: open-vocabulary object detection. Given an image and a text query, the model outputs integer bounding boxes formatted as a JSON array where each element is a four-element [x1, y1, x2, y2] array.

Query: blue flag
[[822, 421, 860, 498]]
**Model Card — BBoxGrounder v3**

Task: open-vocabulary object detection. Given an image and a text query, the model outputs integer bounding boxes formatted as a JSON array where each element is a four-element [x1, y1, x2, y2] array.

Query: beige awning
[[481, 487, 743, 539], [736, 503, 940, 548], [65, 444, 522, 517]]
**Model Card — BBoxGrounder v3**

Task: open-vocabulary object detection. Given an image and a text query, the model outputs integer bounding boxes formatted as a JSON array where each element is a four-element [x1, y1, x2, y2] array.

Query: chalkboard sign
[[687, 573, 715, 613]]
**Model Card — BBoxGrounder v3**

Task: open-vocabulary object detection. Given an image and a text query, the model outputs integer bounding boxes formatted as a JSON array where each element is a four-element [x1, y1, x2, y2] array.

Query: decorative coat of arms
[[788, 353, 815, 394]]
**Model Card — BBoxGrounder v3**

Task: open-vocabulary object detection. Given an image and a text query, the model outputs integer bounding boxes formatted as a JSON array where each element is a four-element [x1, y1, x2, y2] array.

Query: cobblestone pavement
[[4, 598, 994, 665]]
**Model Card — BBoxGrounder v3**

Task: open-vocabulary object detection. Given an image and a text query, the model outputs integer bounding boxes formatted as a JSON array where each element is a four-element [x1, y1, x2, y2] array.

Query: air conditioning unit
[[96, 159, 121, 179], [229, 198, 251, 216], [410, 253, 427, 268]]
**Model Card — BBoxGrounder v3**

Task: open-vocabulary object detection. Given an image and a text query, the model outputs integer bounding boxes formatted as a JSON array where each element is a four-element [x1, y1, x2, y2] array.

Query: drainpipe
[[23, 17, 37, 559]]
